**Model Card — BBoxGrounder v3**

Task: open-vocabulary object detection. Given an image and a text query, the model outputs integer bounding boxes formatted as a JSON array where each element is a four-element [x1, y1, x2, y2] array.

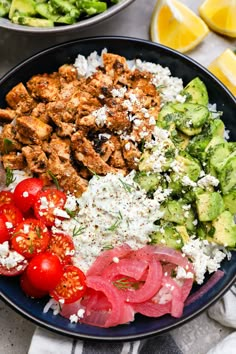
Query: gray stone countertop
[[0, 0, 235, 353]]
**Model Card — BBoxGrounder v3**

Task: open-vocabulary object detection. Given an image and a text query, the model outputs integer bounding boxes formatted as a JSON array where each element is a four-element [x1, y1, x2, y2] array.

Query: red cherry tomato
[[0, 191, 14, 206], [0, 256, 28, 276], [50, 265, 86, 304], [13, 178, 44, 213], [26, 252, 63, 292], [34, 189, 67, 227], [20, 271, 48, 298], [47, 233, 75, 265], [0, 203, 23, 232], [11, 219, 50, 259], [0, 214, 10, 243]]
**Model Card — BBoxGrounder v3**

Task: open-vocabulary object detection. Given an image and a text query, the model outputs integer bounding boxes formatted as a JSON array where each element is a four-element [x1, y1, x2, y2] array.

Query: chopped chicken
[[2, 153, 26, 170], [0, 52, 161, 195], [22, 145, 48, 173]]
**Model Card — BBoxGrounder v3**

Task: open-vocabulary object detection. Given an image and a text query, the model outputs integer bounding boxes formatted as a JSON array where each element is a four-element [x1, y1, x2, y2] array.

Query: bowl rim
[[0, 35, 235, 341], [0, 0, 135, 34]]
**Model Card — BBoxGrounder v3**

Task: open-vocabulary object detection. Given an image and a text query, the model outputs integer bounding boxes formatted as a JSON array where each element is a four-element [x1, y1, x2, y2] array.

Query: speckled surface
[[0, 0, 235, 353]]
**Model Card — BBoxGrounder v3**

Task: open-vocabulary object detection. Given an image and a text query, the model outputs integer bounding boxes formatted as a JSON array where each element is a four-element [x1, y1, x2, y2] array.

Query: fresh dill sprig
[[47, 170, 60, 190], [102, 244, 114, 250], [5, 167, 16, 186], [65, 208, 76, 218], [106, 211, 122, 232], [113, 277, 140, 290], [118, 178, 135, 193], [72, 225, 86, 237], [87, 168, 100, 179], [35, 226, 42, 239]]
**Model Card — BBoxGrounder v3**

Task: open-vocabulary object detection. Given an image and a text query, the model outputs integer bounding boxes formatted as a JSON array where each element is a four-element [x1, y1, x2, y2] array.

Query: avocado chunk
[[160, 200, 196, 231], [12, 15, 54, 26], [139, 139, 176, 173], [182, 77, 209, 106], [196, 192, 224, 222], [208, 142, 233, 173], [150, 223, 184, 250], [223, 190, 236, 214], [212, 210, 236, 247], [219, 155, 236, 194], [174, 151, 201, 182], [134, 171, 161, 193], [9, 0, 37, 19], [0, 0, 11, 17], [174, 102, 209, 129]]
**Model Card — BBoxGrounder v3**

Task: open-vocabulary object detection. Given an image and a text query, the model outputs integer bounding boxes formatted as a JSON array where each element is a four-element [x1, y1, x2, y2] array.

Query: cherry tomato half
[[11, 219, 50, 259], [0, 203, 23, 232], [47, 233, 75, 265], [13, 178, 44, 213], [50, 265, 86, 304], [0, 191, 14, 206], [34, 189, 67, 227], [26, 252, 63, 292], [20, 271, 48, 298], [0, 214, 10, 244], [0, 256, 28, 276]]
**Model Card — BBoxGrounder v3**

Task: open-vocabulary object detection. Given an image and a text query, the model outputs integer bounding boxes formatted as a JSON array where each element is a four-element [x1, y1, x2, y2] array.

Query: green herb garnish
[[3, 138, 13, 154], [113, 277, 140, 290], [106, 211, 122, 232], [5, 167, 16, 187], [65, 208, 76, 218], [47, 170, 60, 190], [35, 226, 42, 239], [72, 225, 86, 237], [102, 244, 114, 250], [118, 178, 135, 193], [88, 168, 100, 179]]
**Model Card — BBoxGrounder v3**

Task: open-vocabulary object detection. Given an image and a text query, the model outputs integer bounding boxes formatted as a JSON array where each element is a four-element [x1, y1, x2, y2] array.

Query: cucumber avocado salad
[[0, 0, 119, 27], [135, 77, 236, 251]]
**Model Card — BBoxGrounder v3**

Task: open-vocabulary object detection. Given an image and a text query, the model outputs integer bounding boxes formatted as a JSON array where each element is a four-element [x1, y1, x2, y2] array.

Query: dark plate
[[0, 36, 235, 341]]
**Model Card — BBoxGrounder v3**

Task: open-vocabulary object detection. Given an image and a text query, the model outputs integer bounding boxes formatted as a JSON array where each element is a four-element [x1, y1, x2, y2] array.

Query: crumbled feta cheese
[[70, 314, 79, 323], [182, 238, 228, 284], [53, 208, 70, 219], [197, 175, 219, 189], [111, 87, 127, 98], [92, 106, 108, 127]]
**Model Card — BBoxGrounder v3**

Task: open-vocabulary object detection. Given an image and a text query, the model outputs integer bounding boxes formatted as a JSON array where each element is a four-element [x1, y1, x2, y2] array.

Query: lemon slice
[[199, 0, 236, 38], [208, 49, 236, 96], [150, 0, 209, 53]]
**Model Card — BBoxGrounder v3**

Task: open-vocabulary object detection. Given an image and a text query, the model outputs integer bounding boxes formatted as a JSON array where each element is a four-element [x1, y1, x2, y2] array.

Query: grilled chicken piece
[[27, 73, 60, 102], [71, 130, 117, 175], [31, 103, 50, 124], [22, 145, 48, 173], [5, 82, 36, 114], [121, 141, 141, 170], [85, 71, 113, 97], [48, 136, 71, 162], [0, 108, 15, 123], [103, 53, 128, 83], [2, 153, 26, 170], [16, 116, 52, 145], [108, 136, 126, 169], [0, 124, 22, 153], [46, 101, 75, 137], [58, 64, 78, 82], [47, 152, 88, 197]]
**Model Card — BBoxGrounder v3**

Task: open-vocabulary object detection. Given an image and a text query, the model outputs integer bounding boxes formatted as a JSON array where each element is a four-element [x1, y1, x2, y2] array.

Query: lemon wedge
[[199, 0, 236, 38], [208, 48, 236, 96], [150, 0, 209, 53]]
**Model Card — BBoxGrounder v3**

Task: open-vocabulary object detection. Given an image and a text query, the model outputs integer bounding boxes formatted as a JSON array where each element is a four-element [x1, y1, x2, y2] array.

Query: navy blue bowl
[[0, 36, 235, 341]]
